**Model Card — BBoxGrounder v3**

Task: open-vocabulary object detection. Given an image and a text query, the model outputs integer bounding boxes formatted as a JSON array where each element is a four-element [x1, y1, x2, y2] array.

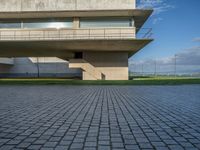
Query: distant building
[[0, 0, 153, 80]]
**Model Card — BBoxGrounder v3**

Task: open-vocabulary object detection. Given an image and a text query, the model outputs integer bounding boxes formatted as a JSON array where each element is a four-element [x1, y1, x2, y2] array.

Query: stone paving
[[0, 85, 200, 150]]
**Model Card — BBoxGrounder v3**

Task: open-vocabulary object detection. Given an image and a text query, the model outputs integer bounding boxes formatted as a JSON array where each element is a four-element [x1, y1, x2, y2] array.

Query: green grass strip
[[0, 78, 200, 85]]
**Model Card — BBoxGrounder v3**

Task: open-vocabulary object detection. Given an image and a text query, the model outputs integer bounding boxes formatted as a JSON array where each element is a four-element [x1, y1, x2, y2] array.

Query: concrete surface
[[0, 0, 135, 12], [0, 85, 200, 150], [0, 58, 14, 65], [82, 52, 128, 80], [69, 52, 129, 80], [0, 28, 136, 42]]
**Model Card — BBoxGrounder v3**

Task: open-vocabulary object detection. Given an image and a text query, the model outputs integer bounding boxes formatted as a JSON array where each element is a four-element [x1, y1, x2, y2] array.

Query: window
[[23, 19, 73, 29], [0, 19, 73, 29], [0, 21, 21, 28], [80, 18, 133, 28]]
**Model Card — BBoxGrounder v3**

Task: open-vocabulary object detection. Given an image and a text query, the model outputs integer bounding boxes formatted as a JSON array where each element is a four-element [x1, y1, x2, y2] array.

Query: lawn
[[0, 77, 199, 85]]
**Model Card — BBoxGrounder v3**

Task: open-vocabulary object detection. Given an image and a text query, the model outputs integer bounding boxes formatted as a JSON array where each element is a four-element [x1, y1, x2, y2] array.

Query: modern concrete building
[[0, 0, 153, 80]]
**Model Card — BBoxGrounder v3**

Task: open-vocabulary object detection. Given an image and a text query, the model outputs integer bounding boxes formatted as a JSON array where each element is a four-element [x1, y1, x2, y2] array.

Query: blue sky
[[129, 0, 200, 74]]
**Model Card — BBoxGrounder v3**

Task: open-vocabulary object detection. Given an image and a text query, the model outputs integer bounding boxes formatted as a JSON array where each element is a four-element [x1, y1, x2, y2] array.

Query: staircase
[[69, 59, 103, 80]]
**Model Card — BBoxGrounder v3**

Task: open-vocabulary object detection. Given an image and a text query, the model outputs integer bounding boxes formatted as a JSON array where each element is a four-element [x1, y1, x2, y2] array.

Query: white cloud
[[129, 46, 200, 74], [176, 46, 200, 65], [137, 0, 174, 24], [131, 46, 200, 66], [193, 37, 200, 42], [152, 17, 163, 24], [137, 0, 174, 14]]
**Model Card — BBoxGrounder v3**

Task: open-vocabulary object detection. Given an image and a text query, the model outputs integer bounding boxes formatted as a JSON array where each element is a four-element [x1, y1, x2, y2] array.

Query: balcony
[[0, 27, 152, 41], [0, 28, 153, 57]]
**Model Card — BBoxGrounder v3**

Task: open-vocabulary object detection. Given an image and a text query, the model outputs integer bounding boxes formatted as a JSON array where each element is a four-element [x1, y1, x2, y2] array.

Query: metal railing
[[137, 28, 153, 39], [0, 28, 152, 41]]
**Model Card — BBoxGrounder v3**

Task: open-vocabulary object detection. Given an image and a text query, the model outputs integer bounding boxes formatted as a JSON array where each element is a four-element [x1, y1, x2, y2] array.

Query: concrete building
[[0, 0, 153, 80]]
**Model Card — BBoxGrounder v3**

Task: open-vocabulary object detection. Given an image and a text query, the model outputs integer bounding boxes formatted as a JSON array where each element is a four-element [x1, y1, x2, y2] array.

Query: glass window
[[0, 22, 21, 28], [80, 18, 133, 28], [23, 19, 72, 29]]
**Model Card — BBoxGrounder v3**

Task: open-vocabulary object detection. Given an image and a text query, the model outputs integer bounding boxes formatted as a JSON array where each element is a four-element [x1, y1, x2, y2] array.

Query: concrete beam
[[0, 0, 136, 12], [0, 39, 152, 57]]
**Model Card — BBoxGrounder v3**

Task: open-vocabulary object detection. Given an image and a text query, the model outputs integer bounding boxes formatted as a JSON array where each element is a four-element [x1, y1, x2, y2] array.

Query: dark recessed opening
[[75, 52, 83, 59]]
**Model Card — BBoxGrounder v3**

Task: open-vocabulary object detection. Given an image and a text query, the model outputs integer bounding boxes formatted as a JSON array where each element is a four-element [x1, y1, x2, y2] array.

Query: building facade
[[0, 0, 153, 80]]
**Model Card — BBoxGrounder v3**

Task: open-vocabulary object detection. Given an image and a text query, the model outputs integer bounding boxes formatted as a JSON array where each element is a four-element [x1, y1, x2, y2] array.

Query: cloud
[[129, 46, 200, 74], [137, 0, 174, 24], [176, 46, 200, 65], [132, 46, 200, 66], [137, 0, 174, 14], [193, 37, 200, 42], [152, 17, 163, 24]]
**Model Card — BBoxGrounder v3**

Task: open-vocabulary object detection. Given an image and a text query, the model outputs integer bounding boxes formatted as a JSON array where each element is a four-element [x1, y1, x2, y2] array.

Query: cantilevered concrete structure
[[0, 0, 153, 80]]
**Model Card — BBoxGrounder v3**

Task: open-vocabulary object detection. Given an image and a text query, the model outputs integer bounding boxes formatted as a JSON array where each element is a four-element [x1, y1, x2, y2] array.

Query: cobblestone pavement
[[0, 85, 200, 150]]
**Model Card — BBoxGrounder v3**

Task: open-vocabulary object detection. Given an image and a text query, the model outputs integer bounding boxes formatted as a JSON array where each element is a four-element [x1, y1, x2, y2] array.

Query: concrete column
[[73, 17, 80, 29], [82, 52, 129, 80]]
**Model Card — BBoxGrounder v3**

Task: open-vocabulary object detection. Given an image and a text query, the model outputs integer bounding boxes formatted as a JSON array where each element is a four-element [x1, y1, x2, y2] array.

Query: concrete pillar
[[82, 52, 129, 80], [73, 17, 80, 29]]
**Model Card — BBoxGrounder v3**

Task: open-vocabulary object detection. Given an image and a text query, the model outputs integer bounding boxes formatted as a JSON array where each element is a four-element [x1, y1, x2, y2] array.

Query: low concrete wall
[[0, 58, 14, 65], [0, 28, 136, 41], [0, 0, 135, 12]]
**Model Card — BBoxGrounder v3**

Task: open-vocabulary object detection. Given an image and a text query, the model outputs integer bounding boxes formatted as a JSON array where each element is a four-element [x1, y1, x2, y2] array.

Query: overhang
[[0, 39, 152, 58], [0, 9, 153, 29]]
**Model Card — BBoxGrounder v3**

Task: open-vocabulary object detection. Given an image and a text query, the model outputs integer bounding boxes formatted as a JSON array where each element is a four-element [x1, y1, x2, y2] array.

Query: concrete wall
[[0, 28, 136, 41], [0, 58, 14, 65], [0, 57, 81, 77], [0, 0, 135, 12], [83, 52, 128, 80]]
